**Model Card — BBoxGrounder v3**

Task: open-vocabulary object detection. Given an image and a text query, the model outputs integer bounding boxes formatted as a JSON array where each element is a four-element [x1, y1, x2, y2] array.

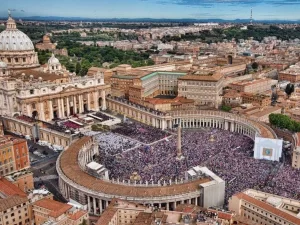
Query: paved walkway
[[33, 175, 58, 182]]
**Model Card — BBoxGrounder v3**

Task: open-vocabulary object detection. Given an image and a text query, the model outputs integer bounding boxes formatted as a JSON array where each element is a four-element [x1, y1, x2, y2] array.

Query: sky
[[1, 0, 300, 20]]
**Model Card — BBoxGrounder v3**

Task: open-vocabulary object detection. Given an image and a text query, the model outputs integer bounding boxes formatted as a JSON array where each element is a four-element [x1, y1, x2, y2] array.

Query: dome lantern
[[6, 10, 17, 30]]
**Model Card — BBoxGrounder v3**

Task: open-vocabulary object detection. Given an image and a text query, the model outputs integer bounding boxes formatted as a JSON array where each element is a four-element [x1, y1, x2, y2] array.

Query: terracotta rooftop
[[249, 106, 281, 118], [230, 78, 272, 87], [33, 198, 72, 218], [0, 195, 28, 211], [0, 177, 27, 198], [12, 69, 64, 81], [235, 193, 300, 225], [95, 207, 118, 225], [68, 210, 87, 221], [178, 73, 223, 82], [133, 212, 153, 225], [59, 136, 211, 198]]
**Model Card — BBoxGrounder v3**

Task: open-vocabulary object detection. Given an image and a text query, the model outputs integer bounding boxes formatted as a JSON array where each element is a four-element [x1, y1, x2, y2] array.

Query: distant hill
[[0, 16, 299, 24]]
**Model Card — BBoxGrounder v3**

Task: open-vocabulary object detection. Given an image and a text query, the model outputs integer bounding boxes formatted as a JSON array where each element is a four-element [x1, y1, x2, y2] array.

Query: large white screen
[[254, 137, 283, 162]]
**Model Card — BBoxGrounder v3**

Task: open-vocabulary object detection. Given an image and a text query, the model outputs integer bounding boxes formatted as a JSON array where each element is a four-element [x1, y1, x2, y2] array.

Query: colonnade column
[[73, 96, 77, 114], [99, 199, 103, 214], [87, 93, 91, 110], [87, 196, 91, 213], [94, 91, 99, 110], [58, 99, 62, 118], [101, 90, 107, 110], [66, 97, 70, 116], [61, 98, 65, 118], [93, 197, 97, 215], [49, 100, 53, 120], [39, 102, 45, 121]]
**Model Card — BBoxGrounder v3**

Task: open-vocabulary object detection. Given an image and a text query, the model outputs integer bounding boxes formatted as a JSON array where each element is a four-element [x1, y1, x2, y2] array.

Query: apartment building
[[229, 78, 278, 93], [242, 93, 271, 107], [96, 198, 234, 225], [0, 135, 30, 177], [0, 177, 31, 225], [0, 136, 15, 176], [32, 198, 88, 225], [279, 63, 300, 83], [229, 189, 300, 225], [178, 73, 224, 108]]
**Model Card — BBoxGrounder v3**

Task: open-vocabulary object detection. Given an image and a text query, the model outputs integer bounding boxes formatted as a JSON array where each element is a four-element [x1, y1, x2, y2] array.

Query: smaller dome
[[48, 53, 60, 65], [0, 61, 7, 68]]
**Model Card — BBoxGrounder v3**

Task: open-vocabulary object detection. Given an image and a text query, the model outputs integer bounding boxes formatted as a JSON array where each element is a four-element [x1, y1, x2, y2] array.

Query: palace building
[[229, 189, 300, 225]]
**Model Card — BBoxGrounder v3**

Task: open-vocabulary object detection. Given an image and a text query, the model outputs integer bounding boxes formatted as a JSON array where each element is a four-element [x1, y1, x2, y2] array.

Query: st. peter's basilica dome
[[0, 13, 39, 69]]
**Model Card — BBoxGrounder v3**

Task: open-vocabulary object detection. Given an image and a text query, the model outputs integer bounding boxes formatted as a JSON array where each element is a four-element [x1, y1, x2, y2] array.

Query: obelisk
[[176, 121, 184, 160]]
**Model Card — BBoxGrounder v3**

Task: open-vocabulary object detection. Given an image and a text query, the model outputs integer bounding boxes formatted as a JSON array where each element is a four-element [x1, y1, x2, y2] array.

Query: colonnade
[[58, 176, 202, 215], [107, 98, 259, 140], [174, 117, 256, 140]]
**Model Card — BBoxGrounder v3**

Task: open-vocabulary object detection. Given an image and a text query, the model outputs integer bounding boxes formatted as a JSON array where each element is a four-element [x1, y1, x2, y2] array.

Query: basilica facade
[[0, 14, 109, 121]]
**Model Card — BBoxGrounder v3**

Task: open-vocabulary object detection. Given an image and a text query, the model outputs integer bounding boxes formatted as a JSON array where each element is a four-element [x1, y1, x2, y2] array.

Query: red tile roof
[[0, 195, 28, 211], [235, 193, 300, 225], [68, 210, 87, 221], [33, 198, 72, 218], [0, 177, 27, 198]]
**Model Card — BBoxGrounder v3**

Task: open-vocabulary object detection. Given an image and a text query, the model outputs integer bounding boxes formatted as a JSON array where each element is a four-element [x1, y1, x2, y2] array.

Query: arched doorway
[[98, 97, 102, 109], [13, 113, 20, 117], [228, 55, 233, 64], [32, 110, 38, 119], [70, 106, 74, 115], [53, 110, 58, 119], [83, 103, 88, 112]]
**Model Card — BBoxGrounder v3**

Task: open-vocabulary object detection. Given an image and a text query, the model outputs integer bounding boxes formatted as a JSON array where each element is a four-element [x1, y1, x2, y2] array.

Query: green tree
[[221, 105, 232, 112], [269, 113, 300, 132], [75, 62, 81, 74], [285, 83, 295, 98]]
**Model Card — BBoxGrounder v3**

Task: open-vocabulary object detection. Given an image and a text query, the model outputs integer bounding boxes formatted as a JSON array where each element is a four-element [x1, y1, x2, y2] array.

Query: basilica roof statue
[[0, 11, 39, 70]]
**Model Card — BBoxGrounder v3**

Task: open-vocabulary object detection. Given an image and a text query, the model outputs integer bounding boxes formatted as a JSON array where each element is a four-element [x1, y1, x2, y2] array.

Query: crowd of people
[[94, 112, 113, 121], [99, 129, 251, 184], [95, 125, 300, 203], [112, 121, 167, 144], [84, 131, 140, 155], [261, 165, 300, 200], [196, 210, 218, 222]]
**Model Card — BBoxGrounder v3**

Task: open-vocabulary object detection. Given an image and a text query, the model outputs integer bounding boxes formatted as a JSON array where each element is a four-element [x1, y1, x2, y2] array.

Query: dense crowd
[[95, 126, 300, 203], [196, 211, 218, 222], [261, 165, 300, 200], [84, 131, 140, 155], [99, 129, 250, 183], [94, 112, 113, 121], [112, 121, 167, 144]]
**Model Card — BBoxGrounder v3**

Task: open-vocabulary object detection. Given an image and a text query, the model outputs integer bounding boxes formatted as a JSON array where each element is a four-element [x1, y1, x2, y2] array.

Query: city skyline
[[1, 0, 300, 21]]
